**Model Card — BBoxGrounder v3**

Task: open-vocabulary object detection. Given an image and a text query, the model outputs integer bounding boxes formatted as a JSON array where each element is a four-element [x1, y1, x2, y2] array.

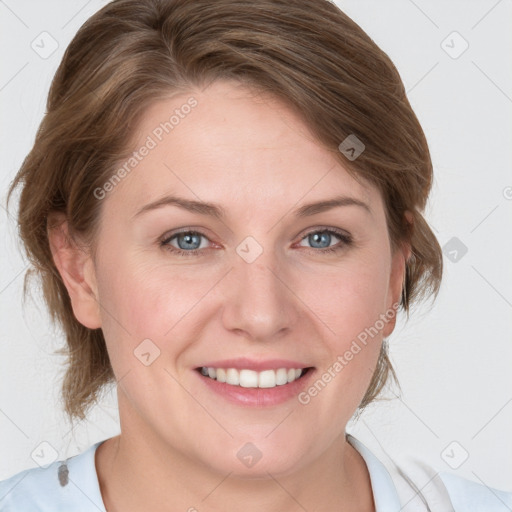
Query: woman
[[0, 0, 510, 510]]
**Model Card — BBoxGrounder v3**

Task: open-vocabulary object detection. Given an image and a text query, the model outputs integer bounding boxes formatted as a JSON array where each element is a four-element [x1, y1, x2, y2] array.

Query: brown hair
[[7, 0, 442, 422]]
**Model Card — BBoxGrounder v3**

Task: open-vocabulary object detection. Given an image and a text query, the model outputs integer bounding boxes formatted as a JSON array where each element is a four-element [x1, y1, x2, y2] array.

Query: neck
[[96, 398, 375, 512]]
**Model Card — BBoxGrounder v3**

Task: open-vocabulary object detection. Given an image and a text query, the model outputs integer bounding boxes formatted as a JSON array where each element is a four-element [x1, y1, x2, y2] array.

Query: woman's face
[[83, 80, 405, 477]]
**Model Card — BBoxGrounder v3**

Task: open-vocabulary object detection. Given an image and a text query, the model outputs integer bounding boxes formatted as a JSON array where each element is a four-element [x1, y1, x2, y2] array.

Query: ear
[[47, 213, 102, 329], [382, 212, 413, 338]]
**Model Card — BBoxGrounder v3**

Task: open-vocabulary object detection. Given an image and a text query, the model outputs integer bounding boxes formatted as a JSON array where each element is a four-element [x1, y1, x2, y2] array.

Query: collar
[[347, 434, 402, 511]]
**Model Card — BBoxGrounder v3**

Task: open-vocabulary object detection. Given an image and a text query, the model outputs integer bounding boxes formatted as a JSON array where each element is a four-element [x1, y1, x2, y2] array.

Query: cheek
[[299, 263, 389, 414], [94, 249, 216, 349], [95, 227, 392, 369], [308, 256, 391, 348]]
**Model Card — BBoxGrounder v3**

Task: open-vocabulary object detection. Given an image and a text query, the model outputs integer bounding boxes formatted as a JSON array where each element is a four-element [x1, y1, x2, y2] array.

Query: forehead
[[104, 80, 380, 216]]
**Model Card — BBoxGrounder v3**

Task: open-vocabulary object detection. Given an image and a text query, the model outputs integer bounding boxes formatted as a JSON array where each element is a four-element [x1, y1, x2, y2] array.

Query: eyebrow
[[132, 194, 371, 220]]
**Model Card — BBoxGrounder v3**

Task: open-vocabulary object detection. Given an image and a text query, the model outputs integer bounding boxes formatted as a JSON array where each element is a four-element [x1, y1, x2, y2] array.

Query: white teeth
[[258, 370, 276, 388], [239, 370, 258, 388], [226, 368, 239, 386], [200, 367, 305, 388], [275, 368, 288, 385]]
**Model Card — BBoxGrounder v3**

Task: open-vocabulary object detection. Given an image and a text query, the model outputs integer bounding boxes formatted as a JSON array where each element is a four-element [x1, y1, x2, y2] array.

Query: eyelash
[[159, 228, 353, 257]]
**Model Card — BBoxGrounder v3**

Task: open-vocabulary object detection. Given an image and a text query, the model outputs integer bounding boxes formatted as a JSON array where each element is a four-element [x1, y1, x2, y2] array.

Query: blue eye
[[160, 228, 352, 257], [298, 228, 352, 253], [172, 232, 204, 251], [304, 231, 337, 249], [160, 231, 209, 256]]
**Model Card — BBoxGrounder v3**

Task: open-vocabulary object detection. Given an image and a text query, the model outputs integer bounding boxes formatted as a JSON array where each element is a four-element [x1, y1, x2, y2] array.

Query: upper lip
[[196, 358, 311, 371]]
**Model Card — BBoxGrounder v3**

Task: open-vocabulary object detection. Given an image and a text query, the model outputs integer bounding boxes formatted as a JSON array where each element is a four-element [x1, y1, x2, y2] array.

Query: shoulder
[[0, 440, 107, 512], [438, 471, 512, 512], [0, 460, 63, 511], [389, 454, 512, 511], [347, 434, 512, 511]]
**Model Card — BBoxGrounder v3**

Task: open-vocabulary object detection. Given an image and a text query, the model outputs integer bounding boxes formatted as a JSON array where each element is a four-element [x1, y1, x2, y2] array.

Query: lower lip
[[196, 369, 315, 407]]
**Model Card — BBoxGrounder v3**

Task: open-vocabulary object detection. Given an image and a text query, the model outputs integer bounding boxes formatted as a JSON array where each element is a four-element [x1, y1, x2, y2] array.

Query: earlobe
[[47, 213, 102, 329]]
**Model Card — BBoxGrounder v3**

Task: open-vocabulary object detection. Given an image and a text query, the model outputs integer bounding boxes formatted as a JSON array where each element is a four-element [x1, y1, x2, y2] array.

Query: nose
[[221, 247, 300, 342]]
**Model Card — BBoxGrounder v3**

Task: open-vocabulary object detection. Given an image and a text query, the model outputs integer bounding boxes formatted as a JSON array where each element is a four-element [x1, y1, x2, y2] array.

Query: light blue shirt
[[1, 435, 511, 511]]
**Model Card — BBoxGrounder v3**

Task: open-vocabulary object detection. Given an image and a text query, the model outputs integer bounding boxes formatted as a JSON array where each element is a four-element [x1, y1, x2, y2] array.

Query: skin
[[49, 79, 410, 512]]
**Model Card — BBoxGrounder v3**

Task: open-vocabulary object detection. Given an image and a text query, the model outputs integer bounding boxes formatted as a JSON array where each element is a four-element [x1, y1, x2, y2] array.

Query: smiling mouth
[[196, 367, 312, 389]]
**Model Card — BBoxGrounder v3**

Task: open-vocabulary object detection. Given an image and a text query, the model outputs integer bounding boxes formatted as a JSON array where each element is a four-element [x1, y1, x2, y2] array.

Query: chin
[[196, 435, 316, 479]]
